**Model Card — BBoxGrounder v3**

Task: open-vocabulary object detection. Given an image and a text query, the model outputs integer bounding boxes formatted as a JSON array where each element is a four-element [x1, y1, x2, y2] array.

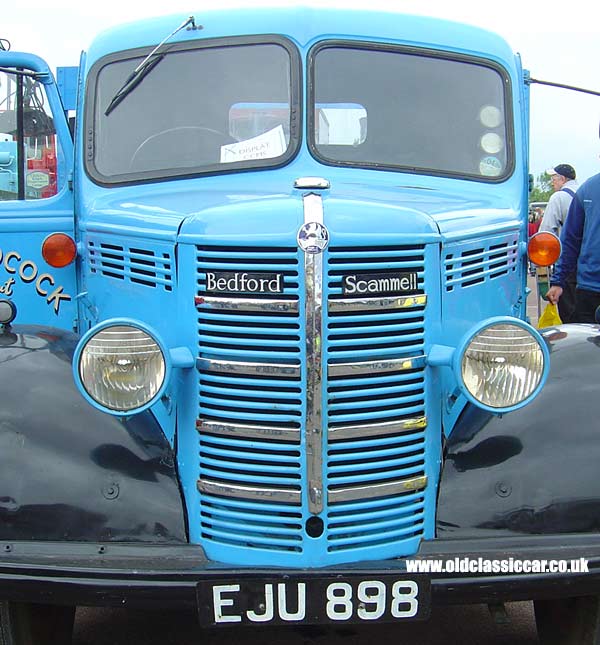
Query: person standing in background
[[546, 167, 600, 323], [540, 164, 578, 322]]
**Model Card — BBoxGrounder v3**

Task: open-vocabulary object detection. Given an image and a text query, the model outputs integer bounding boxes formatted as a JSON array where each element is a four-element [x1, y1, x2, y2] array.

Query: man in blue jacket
[[547, 164, 600, 322]]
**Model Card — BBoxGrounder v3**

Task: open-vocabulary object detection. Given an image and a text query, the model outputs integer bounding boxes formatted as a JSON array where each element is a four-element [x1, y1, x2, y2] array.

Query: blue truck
[[0, 7, 598, 644]]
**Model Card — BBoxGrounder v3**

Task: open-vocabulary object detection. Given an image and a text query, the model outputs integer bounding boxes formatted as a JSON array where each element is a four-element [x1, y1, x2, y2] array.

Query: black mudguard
[[0, 325, 187, 543], [437, 324, 600, 538]]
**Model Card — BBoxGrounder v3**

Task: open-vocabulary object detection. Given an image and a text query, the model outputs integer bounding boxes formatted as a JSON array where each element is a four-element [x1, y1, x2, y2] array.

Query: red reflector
[[42, 233, 77, 268]]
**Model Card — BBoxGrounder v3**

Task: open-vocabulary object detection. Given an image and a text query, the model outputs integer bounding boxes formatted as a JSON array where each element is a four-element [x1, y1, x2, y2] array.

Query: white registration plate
[[197, 574, 430, 626]]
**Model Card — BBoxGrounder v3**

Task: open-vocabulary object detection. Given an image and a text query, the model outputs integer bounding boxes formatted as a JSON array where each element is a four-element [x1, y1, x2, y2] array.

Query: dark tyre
[[0, 601, 75, 645], [535, 596, 600, 645]]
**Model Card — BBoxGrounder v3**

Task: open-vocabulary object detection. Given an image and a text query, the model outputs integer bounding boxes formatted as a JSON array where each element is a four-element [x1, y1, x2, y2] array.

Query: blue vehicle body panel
[[0, 5, 574, 586], [68, 8, 530, 568], [56, 66, 79, 113], [0, 53, 77, 330]]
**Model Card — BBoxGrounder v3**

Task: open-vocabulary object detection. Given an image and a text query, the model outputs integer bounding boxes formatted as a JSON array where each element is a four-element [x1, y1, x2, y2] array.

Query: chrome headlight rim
[[73, 318, 170, 416], [453, 316, 550, 413]]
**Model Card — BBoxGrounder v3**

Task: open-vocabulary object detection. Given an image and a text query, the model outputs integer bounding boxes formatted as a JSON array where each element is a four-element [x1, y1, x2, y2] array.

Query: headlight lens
[[78, 325, 165, 412], [461, 323, 545, 409]]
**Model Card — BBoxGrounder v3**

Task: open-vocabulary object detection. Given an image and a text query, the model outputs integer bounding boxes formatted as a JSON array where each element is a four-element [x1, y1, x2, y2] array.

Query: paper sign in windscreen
[[220, 125, 287, 163]]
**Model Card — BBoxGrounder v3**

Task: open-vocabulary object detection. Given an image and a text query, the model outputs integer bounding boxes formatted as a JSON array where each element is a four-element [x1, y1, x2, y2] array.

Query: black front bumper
[[1, 534, 600, 617]]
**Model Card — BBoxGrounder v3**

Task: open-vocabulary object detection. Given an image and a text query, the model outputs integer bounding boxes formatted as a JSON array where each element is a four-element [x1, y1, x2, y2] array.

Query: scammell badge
[[297, 222, 329, 254]]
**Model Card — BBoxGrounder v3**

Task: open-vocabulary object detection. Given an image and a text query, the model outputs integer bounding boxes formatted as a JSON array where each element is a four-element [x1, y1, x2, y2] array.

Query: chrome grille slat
[[197, 420, 300, 441], [197, 296, 298, 312], [328, 356, 426, 377], [198, 358, 301, 378], [198, 480, 301, 504], [328, 294, 427, 312], [328, 476, 428, 503], [328, 417, 427, 440]]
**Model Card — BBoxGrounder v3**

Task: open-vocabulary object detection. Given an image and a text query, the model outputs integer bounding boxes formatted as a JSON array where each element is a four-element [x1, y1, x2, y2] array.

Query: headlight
[[77, 323, 166, 413], [458, 320, 548, 411]]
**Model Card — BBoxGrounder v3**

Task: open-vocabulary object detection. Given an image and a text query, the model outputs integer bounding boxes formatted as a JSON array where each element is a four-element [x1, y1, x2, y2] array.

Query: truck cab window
[[0, 70, 64, 200], [310, 45, 512, 181], [87, 38, 300, 184]]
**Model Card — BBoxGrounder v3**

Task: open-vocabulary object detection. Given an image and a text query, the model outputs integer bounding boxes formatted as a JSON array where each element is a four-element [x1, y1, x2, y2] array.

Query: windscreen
[[88, 40, 297, 183], [311, 45, 512, 180]]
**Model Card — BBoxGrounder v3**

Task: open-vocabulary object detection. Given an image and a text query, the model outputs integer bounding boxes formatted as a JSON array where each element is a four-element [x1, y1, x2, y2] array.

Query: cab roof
[[85, 5, 517, 73]]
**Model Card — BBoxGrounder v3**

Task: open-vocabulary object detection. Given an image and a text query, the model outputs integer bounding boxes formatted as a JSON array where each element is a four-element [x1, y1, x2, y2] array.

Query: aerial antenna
[[529, 78, 600, 98]]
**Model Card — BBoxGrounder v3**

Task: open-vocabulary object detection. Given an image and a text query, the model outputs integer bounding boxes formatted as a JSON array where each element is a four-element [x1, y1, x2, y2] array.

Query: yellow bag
[[538, 302, 562, 329]]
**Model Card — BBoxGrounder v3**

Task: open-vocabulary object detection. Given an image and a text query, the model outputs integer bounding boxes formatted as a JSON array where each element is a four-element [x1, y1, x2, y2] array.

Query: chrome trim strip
[[197, 358, 301, 378], [303, 192, 325, 515], [329, 475, 428, 503], [328, 294, 427, 313], [198, 479, 301, 504], [294, 177, 331, 190], [197, 419, 300, 441], [328, 355, 426, 378], [329, 416, 427, 440], [196, 296, 299, 313]]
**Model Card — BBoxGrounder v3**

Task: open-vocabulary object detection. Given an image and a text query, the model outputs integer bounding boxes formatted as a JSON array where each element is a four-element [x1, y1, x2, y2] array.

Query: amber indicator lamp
[[41, 233, 77, 268], [527, 231, 561, 267]]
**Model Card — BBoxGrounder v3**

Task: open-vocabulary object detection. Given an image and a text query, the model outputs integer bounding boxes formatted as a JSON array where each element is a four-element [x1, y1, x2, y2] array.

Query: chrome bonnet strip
[[197, 419, 300, 441], [303, 192, 325, 515], [329, 475, 428, 503], [196, 296, 299, 313], [197, 357, 301, 378], [198, 480, 301, 504], [328, 294, 427, 313], [329, 416, 428, 441], [328, 355, 426, 378]]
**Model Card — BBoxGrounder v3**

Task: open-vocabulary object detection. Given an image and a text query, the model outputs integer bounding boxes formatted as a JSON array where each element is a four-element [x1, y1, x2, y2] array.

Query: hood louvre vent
[[444, 233, 518, 291], [87, 239, 173, 291]]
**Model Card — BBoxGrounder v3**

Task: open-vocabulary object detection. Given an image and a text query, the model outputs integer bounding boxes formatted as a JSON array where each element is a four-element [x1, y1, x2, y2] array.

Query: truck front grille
[[194, 243, 430, 564], [325, 246, 427, 553], [196, 246, 303, 553]]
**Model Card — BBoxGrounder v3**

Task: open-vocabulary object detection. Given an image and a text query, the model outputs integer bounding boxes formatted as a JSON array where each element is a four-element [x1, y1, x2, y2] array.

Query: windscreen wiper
[[105, 15, 197, 116]]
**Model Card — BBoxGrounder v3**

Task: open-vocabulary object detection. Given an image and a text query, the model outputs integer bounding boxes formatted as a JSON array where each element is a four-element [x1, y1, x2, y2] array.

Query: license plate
[[197, 574, 430, 626]]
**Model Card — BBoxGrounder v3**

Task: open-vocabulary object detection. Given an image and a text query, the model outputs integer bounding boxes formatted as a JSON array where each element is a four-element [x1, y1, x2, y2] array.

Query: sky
[[3, 0, 600, 183]]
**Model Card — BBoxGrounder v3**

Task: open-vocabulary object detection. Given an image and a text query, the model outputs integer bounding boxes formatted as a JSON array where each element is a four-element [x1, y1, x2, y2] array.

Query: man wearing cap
[[540, 163, 578, 322], [547, 166, 600, 323]]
